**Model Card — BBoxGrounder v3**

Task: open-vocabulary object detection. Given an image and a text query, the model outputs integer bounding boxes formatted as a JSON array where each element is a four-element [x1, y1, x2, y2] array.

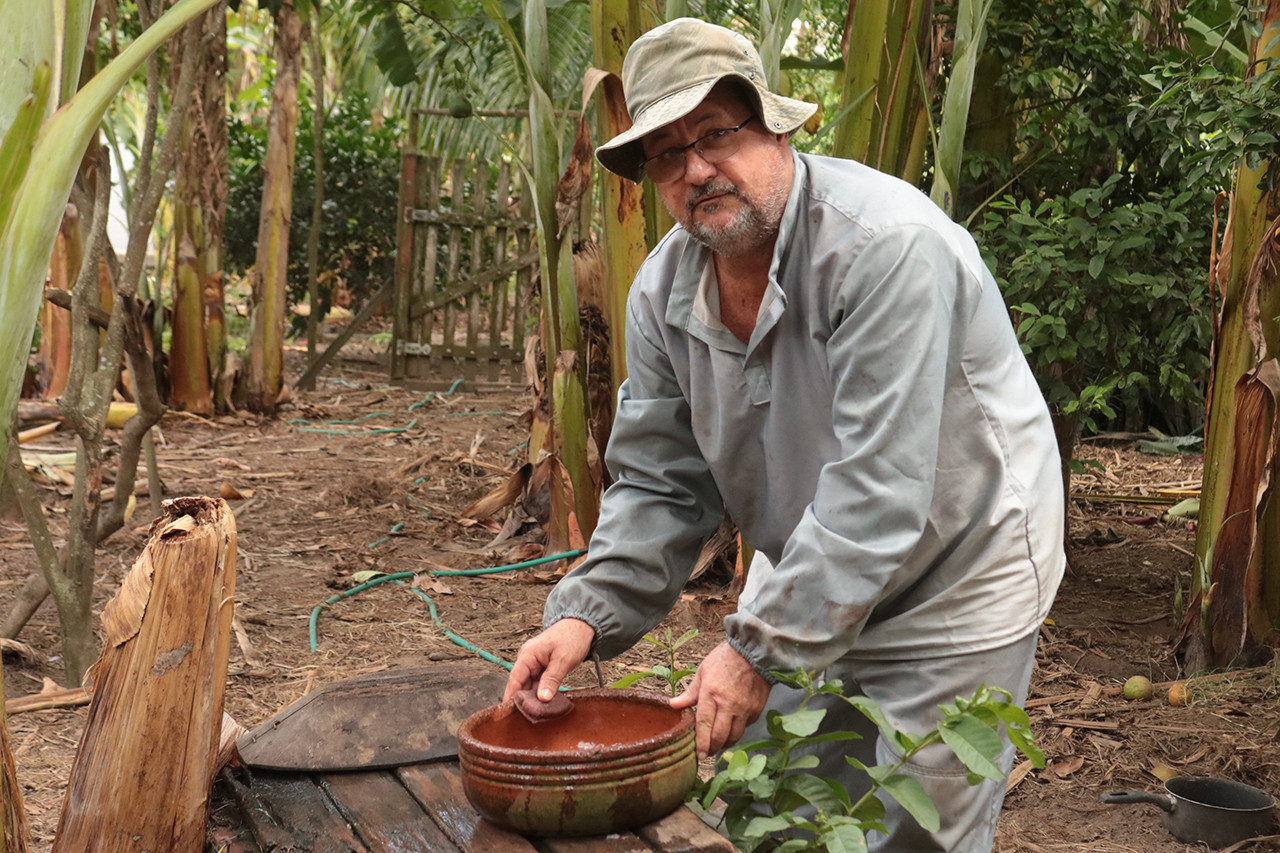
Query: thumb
[[536, 664, 570, 702]]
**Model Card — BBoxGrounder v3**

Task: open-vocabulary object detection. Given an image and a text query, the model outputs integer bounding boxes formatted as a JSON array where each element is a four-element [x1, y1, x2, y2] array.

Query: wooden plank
[[396, 763, 539, 853], [407, 251, 540, 321], [490, 163, 511, 383], [236, 663, 508, 772], [467, 160, 488, 354], [321, 771, 459, 853], [634, 808, 737, 853], [391, 112, 419, 381], [225, 769, 369, 853], [442, 159, 467, 351], [295, 283, 390, 390], [541, 833, 652, 853], [417, 157, 442, 376]]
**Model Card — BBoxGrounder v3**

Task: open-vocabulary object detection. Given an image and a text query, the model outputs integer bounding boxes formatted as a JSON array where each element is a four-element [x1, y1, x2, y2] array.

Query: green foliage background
[[225, 93, 403, 327]]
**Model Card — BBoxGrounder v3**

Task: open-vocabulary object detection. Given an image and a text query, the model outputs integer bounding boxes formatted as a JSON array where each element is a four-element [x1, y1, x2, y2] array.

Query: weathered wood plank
[[467, 160, 488, 353], [391, 112, 419, 381], [225, 768, 369, 852], [490, 162, 511, 383], [322, 771, 459, 853], [397, 763, 540, 853], [417, 157, 443, 377], [295, 283, 391, 390], [634, 807, 736, 853], [408, 251, 540, 321], [541, 833, 653, 853], [442, 159, 467, 350]]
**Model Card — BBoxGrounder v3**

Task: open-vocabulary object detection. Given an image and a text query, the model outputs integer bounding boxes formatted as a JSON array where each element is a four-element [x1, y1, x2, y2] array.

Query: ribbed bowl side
[[457, 689, 698, 836]]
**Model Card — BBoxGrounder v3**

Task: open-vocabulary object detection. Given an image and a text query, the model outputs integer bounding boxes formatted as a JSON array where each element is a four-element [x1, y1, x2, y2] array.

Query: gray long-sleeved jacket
[[545, 151, 1065, 677]]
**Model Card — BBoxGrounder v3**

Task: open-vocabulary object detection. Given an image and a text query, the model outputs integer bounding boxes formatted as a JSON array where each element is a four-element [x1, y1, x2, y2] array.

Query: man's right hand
[[502, 618, 596, 704]]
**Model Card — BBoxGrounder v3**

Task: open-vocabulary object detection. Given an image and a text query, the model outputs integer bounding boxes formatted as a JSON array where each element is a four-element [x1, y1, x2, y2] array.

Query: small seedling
[[610, 628, 699, 696]]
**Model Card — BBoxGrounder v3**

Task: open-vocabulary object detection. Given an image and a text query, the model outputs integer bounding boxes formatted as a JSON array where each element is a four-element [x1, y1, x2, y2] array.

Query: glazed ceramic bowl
[[457, 688, 696, 837]]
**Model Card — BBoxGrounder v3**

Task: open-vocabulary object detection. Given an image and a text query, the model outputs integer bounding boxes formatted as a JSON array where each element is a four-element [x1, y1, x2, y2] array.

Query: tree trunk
[[590, 0, 647, 395], [52, 496, 236, 853], [833, 0, 932, 175], [170, 3, 227, 414], [37, 210, 81, 401], [246, 0, 304, 413], [1182, 0, 1280, 673], [0, 664, 30, 853], [300, 1, 325, 391]]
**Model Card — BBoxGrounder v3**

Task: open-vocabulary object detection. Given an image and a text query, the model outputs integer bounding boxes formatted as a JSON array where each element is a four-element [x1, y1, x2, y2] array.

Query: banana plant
[[0, 0, 222, 494], [929, 0, 995, 217], [478, 0, 598, 540]]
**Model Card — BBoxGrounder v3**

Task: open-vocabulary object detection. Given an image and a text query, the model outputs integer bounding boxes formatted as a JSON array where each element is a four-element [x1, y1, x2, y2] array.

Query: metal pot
[[1102, 775, 1275, 849]]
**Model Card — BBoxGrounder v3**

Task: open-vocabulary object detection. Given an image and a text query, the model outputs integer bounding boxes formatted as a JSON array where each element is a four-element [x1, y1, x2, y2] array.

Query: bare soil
[[3, 349, 1279, 852]]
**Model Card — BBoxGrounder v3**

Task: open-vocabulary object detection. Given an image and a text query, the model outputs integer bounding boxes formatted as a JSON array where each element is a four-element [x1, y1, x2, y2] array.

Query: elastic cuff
[[724, 633, 782, 685], [544, 611, 605, 658]]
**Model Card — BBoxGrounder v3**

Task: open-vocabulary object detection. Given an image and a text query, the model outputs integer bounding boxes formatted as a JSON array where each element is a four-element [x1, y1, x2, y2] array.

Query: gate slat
[[490, 163, 512, 383], [467, 161, 488, 360]]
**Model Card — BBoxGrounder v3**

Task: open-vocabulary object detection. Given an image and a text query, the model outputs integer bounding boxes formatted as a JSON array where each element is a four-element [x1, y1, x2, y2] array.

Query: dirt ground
[[3, 348, 1280, 853]]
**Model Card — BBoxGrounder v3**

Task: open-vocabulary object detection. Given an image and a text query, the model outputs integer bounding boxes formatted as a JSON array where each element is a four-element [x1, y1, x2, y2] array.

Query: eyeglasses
[[639, 116, 757, 183]]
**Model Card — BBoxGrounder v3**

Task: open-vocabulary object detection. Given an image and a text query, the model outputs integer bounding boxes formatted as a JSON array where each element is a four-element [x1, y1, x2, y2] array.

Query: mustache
[[686, 181, 739, 213]]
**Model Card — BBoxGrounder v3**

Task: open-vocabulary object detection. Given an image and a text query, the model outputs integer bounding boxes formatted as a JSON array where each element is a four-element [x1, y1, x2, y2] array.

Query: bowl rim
[[457, 687, 695, 764]]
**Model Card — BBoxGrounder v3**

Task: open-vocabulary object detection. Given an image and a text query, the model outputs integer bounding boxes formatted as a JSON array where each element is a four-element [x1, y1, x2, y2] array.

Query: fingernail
[[538, 688, 552, 701]]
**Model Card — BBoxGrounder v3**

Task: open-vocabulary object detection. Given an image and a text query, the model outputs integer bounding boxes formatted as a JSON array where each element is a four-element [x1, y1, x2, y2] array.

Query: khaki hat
[[596, 18, 818, 182]]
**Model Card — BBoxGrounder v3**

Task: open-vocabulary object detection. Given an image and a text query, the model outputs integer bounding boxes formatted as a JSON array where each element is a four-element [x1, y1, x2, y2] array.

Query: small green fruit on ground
[[1123, 675, 1154, 700]]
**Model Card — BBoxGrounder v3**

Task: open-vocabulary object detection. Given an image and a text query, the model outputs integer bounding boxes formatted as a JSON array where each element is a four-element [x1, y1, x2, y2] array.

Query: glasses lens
[[697, 130, 742, 162], [644, 154, 683, 183]]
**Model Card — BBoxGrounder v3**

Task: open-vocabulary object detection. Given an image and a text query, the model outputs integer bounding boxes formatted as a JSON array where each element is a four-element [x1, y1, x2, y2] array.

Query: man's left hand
[[670, 641, 770, 758]]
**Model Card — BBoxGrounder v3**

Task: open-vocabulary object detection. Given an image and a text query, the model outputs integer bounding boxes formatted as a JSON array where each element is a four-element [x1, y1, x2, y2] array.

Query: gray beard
[[682, 175, 788, 258]]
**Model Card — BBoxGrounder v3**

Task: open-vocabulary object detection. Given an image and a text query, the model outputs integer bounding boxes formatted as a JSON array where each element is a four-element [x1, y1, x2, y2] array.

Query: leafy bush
[[226, 93, 403, 330], [693, 670, 1044, 852], [976, 177, 1213, 433], [965, 0, 1278, 434]]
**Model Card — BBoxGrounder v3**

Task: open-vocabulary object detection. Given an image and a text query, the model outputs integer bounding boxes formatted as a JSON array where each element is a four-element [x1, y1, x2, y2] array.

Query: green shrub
[[226, 93, 403, 330]]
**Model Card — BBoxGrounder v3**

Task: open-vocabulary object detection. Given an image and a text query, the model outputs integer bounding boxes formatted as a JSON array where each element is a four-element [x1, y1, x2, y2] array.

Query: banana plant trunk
[[833, 0, 931, 175], [0, 668, 27, 853], [247, 0, 304, 413], [1182, 0, 1280, 674], [590, 0, 647, 392], [169, 3, 227, 415], [37, 212, 82, 400]]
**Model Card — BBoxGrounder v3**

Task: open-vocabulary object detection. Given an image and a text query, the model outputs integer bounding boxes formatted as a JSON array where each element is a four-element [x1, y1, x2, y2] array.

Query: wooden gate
[[391, 153, 538, 388]]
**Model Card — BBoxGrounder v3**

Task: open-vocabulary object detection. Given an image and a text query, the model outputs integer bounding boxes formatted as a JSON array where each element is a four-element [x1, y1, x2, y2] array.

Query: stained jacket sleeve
[[542, 296, 725, 659], [723, 224, 983, 676]]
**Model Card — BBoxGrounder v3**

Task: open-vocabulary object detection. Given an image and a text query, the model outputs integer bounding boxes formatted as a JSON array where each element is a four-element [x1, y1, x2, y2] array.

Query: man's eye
[[705, 129, 730, 141]]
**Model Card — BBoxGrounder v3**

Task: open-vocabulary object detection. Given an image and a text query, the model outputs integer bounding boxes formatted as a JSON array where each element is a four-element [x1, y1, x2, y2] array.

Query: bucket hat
[[595, 18, 818, 182]]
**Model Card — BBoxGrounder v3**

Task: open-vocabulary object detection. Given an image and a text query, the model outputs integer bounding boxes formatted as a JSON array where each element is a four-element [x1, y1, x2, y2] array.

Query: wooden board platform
[[208, 663, 733, 853], [207, 760, 735, 853]]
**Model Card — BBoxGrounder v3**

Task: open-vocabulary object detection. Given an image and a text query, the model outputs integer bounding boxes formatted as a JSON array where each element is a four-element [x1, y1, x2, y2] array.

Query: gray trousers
[[737, 630, 1039, 853]]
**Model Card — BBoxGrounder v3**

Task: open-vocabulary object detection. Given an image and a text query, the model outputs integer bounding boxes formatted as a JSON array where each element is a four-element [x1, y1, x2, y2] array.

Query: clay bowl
[[456, 688, 696, 837]]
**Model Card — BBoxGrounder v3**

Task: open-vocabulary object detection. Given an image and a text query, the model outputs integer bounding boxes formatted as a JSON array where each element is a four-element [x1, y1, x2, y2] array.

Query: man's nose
[[682, 147, 717, 184]]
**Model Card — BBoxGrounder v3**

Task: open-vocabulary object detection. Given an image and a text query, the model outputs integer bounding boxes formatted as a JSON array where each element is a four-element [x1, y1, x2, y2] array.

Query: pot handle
[[1101, 790, 1176, 812]]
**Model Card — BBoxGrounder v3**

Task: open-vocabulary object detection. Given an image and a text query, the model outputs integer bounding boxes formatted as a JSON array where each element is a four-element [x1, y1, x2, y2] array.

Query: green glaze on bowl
[[457, 688, 696, 837]]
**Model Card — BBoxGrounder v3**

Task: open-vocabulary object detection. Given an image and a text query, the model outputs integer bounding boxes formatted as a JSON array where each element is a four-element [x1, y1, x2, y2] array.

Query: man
[[503, 17, 1065, 852]]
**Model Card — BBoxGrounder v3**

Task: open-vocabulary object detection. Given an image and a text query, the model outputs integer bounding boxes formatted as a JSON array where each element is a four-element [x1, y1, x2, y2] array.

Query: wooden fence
[[391, 150, 538, 388]]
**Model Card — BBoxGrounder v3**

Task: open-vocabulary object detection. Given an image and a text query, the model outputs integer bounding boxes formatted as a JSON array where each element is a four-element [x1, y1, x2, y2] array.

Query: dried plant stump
[[52, 496, 237, 853]]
